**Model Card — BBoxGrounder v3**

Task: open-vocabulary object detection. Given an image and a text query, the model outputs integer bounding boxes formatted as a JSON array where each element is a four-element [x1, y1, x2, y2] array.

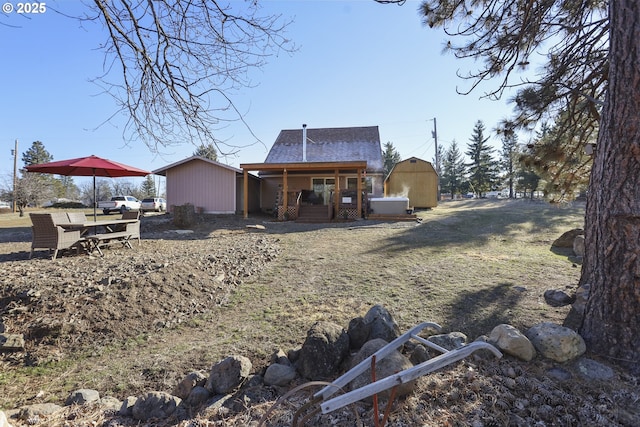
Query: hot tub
[[369, 197, 410, 215]]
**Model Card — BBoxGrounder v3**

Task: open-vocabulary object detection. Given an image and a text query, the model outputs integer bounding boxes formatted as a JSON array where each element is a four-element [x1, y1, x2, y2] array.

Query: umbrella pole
[[93, 174, 97, 221]]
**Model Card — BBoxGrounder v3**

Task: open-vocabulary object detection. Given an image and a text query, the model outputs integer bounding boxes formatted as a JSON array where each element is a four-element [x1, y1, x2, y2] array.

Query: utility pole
[[12, 140, 18, 213], [431, 118, 441, 201]]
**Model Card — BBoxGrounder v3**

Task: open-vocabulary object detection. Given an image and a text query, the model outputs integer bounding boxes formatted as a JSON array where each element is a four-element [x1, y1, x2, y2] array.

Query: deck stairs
[[296, 205, 331, 223]]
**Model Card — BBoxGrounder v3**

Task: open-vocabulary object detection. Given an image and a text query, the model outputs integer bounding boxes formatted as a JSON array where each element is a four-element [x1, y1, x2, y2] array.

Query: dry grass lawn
[[3, 199, 637, 426]]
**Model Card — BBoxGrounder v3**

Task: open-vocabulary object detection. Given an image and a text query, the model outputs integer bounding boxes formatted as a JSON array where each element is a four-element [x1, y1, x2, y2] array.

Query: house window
[[365, 177, 373, 194], [346, 177, 373, 194]]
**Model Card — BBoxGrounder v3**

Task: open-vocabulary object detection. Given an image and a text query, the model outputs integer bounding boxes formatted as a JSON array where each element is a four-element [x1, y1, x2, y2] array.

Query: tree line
[[383, 118, 584, 201]]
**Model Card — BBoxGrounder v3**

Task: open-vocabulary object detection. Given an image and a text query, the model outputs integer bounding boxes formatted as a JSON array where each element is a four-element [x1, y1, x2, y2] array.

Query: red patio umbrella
[[25, 155, 151, 220]]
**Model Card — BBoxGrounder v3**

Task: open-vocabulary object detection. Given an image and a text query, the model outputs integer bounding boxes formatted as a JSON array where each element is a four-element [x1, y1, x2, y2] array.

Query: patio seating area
[[29, 211, 141, 259], [29, 213, 85, 260]]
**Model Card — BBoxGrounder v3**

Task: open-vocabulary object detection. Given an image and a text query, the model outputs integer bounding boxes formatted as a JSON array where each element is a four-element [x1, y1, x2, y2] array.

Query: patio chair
[[29, 213, 84, 260], [108, 210, 141, 244], [67, 211, 88, 223], [50, 212, 70, 225], [125, 219, 141, 245], [121, 210, 140, 220], [66, 211, 89, 235]]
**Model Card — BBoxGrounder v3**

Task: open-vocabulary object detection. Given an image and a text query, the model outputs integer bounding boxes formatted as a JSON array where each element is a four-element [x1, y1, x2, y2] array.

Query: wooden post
[[334, 169, 340, 219], [357, 168, 363, 218], [282, 169, 288, 219], [243, 169, 249, 219]]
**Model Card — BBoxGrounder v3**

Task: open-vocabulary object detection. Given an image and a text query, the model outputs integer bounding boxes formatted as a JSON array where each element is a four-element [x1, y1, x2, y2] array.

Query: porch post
[[282, 169, 288, 219], [243, 169, 249, 219], [357, 168, 363, 218], [334, 169, 340, 219]]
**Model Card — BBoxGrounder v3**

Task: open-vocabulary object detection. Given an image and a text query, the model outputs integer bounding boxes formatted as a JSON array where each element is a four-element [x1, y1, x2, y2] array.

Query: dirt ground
[[0, 200, 639, 426]]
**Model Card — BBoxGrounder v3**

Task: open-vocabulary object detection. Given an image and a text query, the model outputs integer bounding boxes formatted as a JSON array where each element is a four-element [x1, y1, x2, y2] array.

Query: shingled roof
[[264, 126, 384, 172]]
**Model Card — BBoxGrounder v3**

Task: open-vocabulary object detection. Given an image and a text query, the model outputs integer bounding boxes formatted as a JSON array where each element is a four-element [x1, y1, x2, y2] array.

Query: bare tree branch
[[85, 0, 294, 155]]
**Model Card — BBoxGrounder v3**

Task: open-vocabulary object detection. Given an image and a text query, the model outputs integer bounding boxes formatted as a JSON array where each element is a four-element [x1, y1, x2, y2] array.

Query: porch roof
[[240, 160, 367, 173]]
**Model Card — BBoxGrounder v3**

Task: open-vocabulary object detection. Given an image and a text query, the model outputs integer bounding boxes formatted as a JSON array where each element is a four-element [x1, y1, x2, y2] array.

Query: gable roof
[[152, 156, 241, 176], [385, 156, 437, 182], [264, 126, 384, 172]]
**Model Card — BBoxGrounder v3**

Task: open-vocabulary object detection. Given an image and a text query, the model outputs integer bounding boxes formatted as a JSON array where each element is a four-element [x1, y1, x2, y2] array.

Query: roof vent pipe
[[302, 124, 307, 162]]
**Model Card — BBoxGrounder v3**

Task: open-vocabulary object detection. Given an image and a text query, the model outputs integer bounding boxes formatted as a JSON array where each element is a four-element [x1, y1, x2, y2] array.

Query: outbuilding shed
[[384, 157, 438, 208], [153, 156, 260, 214]]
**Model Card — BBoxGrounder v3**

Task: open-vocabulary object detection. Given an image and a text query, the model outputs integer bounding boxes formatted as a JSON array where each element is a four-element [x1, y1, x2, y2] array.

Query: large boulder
[[363, 305, 400, 343], [65, 389, 100, 406], [543, 289, 575, 307], [264, 363, 298, 387], [575, 358, 615, 381], [205, 355, 252, 395], [173, 371, 207, 400], [132, 391, 181, 421], [488, 324, 536, 361], [347, 316, 370, 350], [296, 321, 350, 380], [16, 403, 62, 421], [186, 386, 211, 407], [428, 332, 467, 350], [552, 229, 584, 248], [526, 322, 586, 362], [348, 338, 416, 400]]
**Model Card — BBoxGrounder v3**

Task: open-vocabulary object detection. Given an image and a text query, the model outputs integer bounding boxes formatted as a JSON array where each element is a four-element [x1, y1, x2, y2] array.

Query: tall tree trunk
[[579, 0, 640, 373]]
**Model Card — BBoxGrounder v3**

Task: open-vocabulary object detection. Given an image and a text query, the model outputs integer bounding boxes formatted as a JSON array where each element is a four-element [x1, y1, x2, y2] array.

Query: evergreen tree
[[499, 129, 518, 199], [382, 141, 402, 178], [440, 140, 466, 199], [52, 176, 80, 200], [415, 0, 640, 369], [193, 143, 218, 161], [21, 141, 52, 166], [19, 141, 55, 209], [521, 114, 594, 202], [465, 121, 499, 197], [140, 175, 157, 198], [516, 169, 540, 199]]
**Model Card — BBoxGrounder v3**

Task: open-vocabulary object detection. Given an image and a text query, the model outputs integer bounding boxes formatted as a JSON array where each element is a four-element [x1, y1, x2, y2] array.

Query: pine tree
[[440, 140, 466, 199], [416, 0, 640, 370], [52, 176, 80, 200], [382, 141, 402, 178], [193, 143, 218, 161], [465, 121, 499, 197], [140, 175, 157, 198], [522, 114, 593, 202], [19, 141, 55, 210], [500, 130, 518, 199], [21, 141, 52, 167]]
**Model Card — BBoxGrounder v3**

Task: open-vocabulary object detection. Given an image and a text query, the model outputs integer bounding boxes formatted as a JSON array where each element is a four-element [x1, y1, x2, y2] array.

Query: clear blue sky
[[0, 0, 523, 190]]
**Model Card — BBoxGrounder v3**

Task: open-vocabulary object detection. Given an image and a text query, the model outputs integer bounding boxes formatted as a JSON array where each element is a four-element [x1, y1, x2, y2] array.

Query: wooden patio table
[[58, 219, 139, 256]]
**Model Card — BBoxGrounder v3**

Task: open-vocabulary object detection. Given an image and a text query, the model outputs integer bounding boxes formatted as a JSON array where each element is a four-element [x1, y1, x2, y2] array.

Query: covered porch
[[240, 161, 368, 221]]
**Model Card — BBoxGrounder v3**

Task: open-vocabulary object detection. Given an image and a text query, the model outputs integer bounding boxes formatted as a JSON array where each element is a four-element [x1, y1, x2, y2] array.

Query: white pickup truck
[[98, 196, 141, 215]]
